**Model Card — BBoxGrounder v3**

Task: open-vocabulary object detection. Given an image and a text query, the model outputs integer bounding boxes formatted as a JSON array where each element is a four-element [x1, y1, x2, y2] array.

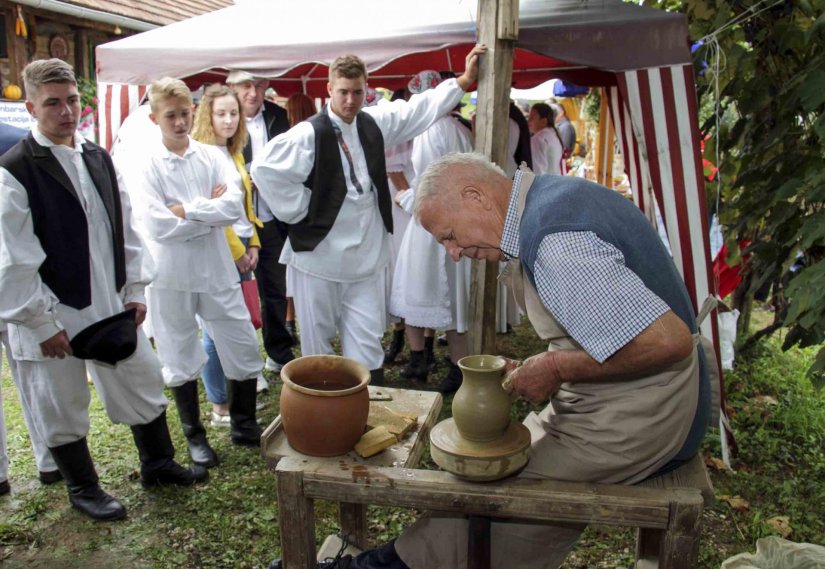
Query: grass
[[1, 315, 824, 568]]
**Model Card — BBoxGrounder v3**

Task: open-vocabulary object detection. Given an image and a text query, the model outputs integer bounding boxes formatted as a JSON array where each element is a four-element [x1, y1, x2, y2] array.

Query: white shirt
[[139, 137, 242, 292], [246, 108, 274, 222], [251, 78, 466, 282], [531, 127, 564, 176], [0, 130, 151, 359]]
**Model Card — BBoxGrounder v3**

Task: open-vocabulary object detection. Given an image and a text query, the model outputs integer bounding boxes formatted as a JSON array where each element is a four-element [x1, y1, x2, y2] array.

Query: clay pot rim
[[457, 354, 506, 373], [281, 355, 370, 398]]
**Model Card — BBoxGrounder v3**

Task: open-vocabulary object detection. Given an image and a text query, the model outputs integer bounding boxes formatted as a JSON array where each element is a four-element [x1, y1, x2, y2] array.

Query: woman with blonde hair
[[192, 85, 265, 427]]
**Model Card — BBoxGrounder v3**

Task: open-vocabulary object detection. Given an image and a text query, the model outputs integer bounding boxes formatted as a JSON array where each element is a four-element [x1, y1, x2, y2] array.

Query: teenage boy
[[0, 59, 205, 521], [139, 78, 264, 467], [251, 45, 486, 385]]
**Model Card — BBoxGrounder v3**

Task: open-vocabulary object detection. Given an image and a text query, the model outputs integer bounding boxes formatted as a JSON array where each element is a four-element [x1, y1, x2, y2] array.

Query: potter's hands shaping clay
[[500, 357, 523, 399], [505, 352, 563, 404]]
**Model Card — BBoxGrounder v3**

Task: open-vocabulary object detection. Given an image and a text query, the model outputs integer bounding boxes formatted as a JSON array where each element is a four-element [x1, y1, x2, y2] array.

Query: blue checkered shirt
[[501, 171, 670, 363]]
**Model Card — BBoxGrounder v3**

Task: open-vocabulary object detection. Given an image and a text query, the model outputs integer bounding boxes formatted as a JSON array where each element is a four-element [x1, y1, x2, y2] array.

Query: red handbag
[[241, 279, 263, 329]]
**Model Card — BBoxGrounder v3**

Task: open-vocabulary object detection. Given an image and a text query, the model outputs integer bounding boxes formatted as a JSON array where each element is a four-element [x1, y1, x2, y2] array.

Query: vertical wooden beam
[[594, 88, 615, 188], [338, 502, 368, 550], [468, 515, 492, 569], [276, 458, 317, 569], [469, 0, 518, 355]]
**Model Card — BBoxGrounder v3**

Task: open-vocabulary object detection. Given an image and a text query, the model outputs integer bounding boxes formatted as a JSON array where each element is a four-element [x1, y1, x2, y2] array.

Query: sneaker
[[257, 373, 270, 393], [265, 357, 283, 373], [210, 411, 231, 428]]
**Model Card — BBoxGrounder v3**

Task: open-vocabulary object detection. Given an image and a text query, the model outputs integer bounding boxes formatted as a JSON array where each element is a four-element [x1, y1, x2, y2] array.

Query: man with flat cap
[[0, 59, 206, 521], [226, 70, 294, 386]]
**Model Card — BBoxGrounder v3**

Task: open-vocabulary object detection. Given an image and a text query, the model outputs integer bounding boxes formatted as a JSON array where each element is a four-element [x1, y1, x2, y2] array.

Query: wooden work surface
[[261, 385, 442, 470]]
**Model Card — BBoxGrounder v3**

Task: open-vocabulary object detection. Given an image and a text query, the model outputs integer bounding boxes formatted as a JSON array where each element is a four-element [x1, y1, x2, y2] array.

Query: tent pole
[[469, 0, 518, 356]]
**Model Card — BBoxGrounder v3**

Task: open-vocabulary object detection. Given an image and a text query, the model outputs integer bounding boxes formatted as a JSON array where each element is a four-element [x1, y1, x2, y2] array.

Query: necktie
[[331, 123, 364, 194]]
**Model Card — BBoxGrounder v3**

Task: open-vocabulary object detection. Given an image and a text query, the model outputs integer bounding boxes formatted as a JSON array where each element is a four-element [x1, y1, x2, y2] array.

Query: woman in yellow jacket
[[192, 85, 264, 426]]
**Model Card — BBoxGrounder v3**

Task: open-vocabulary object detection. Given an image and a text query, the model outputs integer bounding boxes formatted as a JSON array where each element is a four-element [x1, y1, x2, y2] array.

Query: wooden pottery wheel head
[[429, 417, 531, 482]]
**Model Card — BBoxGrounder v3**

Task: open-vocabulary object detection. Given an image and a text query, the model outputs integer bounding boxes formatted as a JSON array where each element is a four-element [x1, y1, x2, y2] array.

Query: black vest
[[289, 111, 391, 252], [0, 134, 127, 310]]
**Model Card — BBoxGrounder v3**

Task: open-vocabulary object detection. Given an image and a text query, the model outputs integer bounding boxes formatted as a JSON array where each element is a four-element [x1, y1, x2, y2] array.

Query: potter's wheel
[[430, 418, 531, 482]]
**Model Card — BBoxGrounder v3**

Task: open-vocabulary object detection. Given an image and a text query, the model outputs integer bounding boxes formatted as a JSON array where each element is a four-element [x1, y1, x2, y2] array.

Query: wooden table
[[264, 386, 442, 559]]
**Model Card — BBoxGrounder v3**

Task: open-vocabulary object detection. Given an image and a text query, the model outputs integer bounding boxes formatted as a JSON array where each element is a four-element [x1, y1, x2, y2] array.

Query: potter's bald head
[[415, 152, 511, 263]]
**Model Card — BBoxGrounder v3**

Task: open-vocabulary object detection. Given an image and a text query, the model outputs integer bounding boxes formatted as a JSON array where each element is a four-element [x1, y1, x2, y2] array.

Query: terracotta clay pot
[[279, 355, 370, 457], [452, 355, 511, 442]]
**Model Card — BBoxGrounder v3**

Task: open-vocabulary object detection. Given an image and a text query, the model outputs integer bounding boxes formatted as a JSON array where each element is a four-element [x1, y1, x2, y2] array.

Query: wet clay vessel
[[430, 354, 531, 481], [280, 355, 370, 457], [452, 355, 511, 441]]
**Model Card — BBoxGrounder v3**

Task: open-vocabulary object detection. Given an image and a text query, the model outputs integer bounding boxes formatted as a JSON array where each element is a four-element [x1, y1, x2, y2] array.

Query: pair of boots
[[172, 378, 261, 468], [400, 337, 437, 381], [48, 411, 207, 521]]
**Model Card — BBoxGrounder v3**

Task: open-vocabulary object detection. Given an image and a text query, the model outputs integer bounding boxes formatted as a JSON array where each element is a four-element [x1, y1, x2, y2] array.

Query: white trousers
[[150, 286, 263, 387], [12, 331, 168, 448], [291, 268, 387, 370], [1, 332, 57, 481]]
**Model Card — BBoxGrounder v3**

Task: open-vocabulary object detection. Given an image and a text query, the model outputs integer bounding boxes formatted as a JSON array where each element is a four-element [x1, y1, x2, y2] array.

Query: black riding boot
[[429, 362, 462, 394], [49, 437, 126, 521], [383, 328, 405, 364], [228, 378, 262, 447], [424, 336, 437, 373], [400, 350, 428, 381], [130, 410, 209, 487], [370, 368, 385, 387], [171, 381, 219, 468]]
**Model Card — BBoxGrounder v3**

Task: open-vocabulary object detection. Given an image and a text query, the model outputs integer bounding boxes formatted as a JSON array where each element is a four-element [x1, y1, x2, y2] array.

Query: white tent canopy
[[96, 0, 690, 94]]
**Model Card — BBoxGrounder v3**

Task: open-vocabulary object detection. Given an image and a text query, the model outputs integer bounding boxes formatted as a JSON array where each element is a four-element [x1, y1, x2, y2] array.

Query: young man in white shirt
[[252, 45, 486, 385], [0, 60, 206, 521], [140, 78, 264, 466]]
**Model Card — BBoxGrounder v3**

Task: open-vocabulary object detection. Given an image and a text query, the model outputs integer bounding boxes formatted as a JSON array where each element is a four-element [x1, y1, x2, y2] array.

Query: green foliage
[[646, 0, 825, 379], [710, 337, 825, 547]]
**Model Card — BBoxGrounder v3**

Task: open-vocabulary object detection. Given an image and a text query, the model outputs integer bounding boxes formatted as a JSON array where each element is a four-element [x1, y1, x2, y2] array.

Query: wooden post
[[276, 458, 317, 569], [594, 88, 615, 188], [469, 0, 518, 355]]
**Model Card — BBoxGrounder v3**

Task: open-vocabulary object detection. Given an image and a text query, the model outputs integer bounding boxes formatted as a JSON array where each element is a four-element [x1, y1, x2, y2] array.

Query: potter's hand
[[457, 44, 488, 91], [500, 357, 522, 396], [506, 352, 562, 404]]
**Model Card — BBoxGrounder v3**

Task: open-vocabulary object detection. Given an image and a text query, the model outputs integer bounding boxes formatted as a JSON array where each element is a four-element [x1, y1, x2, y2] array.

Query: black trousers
[[253, 219, 295, 365]]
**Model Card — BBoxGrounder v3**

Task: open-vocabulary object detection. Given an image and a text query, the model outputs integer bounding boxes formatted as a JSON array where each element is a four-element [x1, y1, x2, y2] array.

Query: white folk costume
[[530, 126, 564, 176], [385, 141, 414, 281], [1, 324, 57, 482], [0, 130, 167, 447], [139, 137, 263, 388], [389, 114, 473, 330], [252, 78, 468, 372]]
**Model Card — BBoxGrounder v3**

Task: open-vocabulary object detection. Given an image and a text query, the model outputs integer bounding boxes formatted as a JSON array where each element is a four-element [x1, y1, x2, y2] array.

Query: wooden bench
[[276, 453, 714, 569]]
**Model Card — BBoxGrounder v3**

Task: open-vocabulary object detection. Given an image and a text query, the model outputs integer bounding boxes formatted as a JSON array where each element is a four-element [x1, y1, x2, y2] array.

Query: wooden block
[[367, 403, 417, 439], [354, 426, 396, 458]]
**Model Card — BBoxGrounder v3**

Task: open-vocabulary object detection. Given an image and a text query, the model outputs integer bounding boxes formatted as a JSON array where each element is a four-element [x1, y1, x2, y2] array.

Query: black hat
[[69, 308, 138, 365]]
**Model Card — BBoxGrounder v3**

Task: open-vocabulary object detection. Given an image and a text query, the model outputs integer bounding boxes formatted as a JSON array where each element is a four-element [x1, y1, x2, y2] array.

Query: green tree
[[642, 0, 825, 384]]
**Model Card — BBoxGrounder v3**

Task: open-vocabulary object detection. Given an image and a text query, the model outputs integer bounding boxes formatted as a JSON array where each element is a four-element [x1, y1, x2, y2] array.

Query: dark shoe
[[140, 462, 209, 488], [39, 469, 63, 485], [49, 437, 127, 521], [0, 480, 9, 496], [424, 336, 437, 373], [430, 363, 463, 394], [285, 320, 299, 344], [400, 350, 428, 381], [228, 378, 262, 447], [130, 410, 209, 487], [383, 329, 405, 365], [436, 334, 448, 346], [268, 554, 353, 569], [370, 368, 385, 387], [171, 381, 219, 468]]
